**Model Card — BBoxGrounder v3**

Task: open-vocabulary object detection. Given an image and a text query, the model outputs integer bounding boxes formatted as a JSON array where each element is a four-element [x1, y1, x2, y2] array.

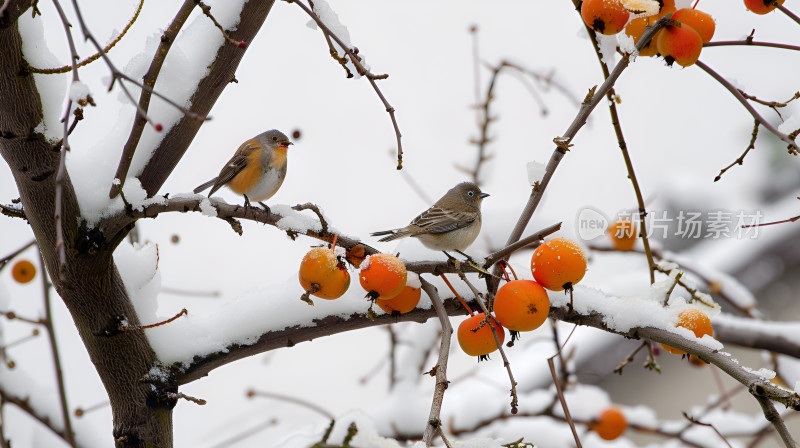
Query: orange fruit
[[688, 354, 707, 367], [625, 17, 662, 57], [672, 8, 715, 43], [660, 308, 714, 355], [11, 260, 36, 284], [298, 247, 350, 300], [657, 23, 703, 67], [581, 0, 630, 35], [657, 0, 677, 16], [531, 238, 587, 291], [744, 0, 784, 14], [359, 253, 407, 299], [457, 313, 505, 357], [376, 284, 421, 314], [493, 280, 550, 332], [608, 219, 637, 251], [593, 407, 628, 440], [624, 0, 676, 56]]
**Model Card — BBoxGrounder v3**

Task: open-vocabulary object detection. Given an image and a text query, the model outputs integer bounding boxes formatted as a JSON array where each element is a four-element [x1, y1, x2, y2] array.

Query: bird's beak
[[281, 141, 293, 148], [479, 192, 490, 199]]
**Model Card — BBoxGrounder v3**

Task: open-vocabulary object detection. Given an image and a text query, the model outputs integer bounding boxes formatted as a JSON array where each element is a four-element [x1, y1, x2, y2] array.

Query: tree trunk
[[0, 11, 172, 448]]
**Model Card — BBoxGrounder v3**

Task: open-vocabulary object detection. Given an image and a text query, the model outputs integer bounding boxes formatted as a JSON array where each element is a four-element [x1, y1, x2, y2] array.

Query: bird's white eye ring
[[272, 136, 278, 141], [467, 191, 474, 197]]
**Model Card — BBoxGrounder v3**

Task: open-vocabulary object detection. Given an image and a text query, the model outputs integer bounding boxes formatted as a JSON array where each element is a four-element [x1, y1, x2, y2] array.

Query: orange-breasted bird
[[193, 130, 293, 208]]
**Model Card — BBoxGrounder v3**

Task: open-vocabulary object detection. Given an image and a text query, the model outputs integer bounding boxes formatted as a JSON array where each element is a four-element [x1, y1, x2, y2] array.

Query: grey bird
[[371, 182, 489, 252]]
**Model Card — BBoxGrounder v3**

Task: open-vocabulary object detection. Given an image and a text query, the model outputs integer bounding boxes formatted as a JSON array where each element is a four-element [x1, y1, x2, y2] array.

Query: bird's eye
[[272, 136, 278, 141], [467, 191, 475, 197]]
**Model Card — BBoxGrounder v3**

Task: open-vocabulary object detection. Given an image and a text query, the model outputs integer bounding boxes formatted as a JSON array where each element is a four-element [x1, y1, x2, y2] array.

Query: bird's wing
[[208, 140, 260, 196], [409, 206, 476, 235]]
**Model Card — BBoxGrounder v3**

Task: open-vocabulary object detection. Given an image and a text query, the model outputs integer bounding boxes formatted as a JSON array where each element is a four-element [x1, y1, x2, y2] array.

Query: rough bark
[[0, 0, 276, 445], [0, 12, 171, 448]]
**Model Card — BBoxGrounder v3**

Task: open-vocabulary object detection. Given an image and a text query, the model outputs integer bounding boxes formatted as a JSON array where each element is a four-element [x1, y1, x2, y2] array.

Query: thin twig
[[74, 401, 109, 417], [613, 341, 648, 375], [592, 245, 761, 318], [421, 279, 453, 447], [247, 389, 334, 419], [292, 203, 330, 235], [0, 203, 26, 221], [0, 240, 36, 271], [715, 121, 759, 182], [662, 271, 683, 306], [483, 222, 562, 267], [53, 0, 82, 277], [1, 389, 72, 444], [287, 0, 403, 168], [38, 250, 76, 447], [110, 0, 197, 199], [695, 60, 799, 155], [704, 40, 800, 52], [488, 17, 672, 292], [652, 265, 717, 310], [0, 0, 11, 18], [458, 273, 518, 414], [196, 0, 247, 47], [778, 4, 800, 27], [26, 0, 143, 74], [438, 273, 473, 316], [738, 90, 800, 119], [581, 19, 657, 283], [118, 308, 188, 331], [208, 418, 279, 448], [547, 357, 583, 448], [464, 63, 501, 186]]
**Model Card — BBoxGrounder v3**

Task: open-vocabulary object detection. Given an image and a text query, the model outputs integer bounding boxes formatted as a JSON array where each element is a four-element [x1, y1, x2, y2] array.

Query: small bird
[[371, 182, 489, 253], [193, 130, 293, 209]]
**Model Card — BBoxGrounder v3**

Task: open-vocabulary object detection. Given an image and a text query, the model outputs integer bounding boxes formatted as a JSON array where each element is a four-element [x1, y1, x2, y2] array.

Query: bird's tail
[[193, 177, 218, 195], [371, 228, 412, 242]]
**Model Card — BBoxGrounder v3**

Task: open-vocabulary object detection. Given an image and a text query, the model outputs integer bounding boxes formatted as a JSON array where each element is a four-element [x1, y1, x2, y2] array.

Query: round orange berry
[[608, 219, 637, 251], [359, 253, 407, 299], [744, 0, 784, 14], [299, 247, 350, 300], [11, 260, 36, 284], [493, 280, 550, 332], [376, 284, 421, 314], [581, 0, 630, 35], [672, 8, 715, 43], [531, 238, 587, 291], [593, 407, 628, 440], [657, 23, 703, 67], [660, 308, 714, 355], [657, 0, 677, 16], [457, 313, 505, 357], [625, 17, 662, 57]]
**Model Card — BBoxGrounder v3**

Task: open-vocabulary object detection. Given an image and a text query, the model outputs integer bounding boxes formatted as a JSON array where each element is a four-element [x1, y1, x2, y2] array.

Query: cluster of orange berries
[[298, 243, 421, 313], [580, 0, 719, 67], [457, 238, 588, 357]]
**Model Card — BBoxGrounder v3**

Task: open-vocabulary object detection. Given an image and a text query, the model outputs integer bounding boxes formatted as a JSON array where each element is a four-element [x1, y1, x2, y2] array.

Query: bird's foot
[[453, 250, 493, 277], [242, 194, 252, 214], [258, 202, 271, 218]]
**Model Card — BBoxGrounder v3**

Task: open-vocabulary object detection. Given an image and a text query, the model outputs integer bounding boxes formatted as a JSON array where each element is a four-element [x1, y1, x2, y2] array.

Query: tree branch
[[488, 17, 671, 292], [138, 0, 278, 197], [695, 60, 798, 155], [109, 0, 197, 198], [421, 279, 453, 446]]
